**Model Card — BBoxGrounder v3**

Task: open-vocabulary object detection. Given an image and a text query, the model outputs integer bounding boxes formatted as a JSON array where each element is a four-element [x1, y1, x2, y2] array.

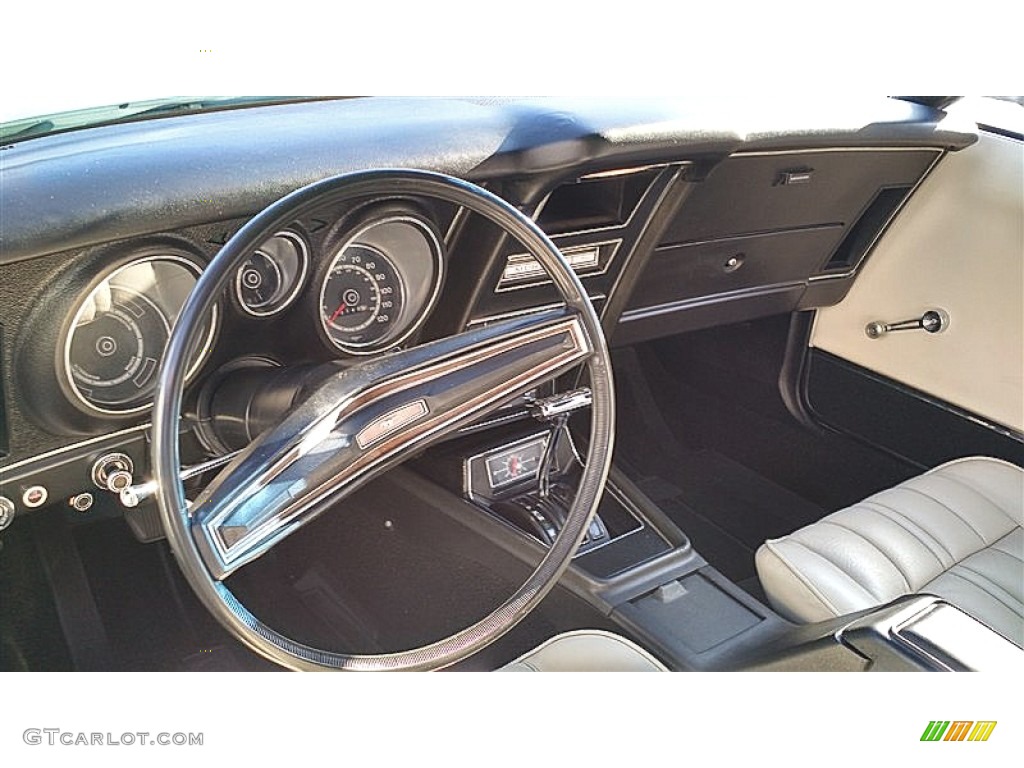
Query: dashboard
[[0, 96, 977, 527]]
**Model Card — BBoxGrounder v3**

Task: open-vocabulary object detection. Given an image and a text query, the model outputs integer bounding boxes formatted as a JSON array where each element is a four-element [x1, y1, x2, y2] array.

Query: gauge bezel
[[317, 212, 445, 355], [234, 230, 310, 318], [61, 253, 219, 417]]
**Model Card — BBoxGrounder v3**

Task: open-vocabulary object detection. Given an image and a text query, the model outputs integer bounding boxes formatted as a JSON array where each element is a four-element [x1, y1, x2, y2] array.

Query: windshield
[[0, 96, 343, 143]]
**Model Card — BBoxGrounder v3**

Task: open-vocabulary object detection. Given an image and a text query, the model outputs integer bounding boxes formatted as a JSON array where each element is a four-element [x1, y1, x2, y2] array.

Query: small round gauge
[[63, 256, 217, 414], [235, 231, 309, 317], [320, 243, 405, 350]]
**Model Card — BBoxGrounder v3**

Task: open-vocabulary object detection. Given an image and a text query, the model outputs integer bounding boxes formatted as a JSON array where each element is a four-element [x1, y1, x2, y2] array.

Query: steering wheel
[[152, 169, 615, 670]]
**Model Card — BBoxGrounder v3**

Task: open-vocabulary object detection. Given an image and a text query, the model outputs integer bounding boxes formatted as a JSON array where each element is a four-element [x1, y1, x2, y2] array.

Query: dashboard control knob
[[0, 497, 14, 530], [91, 452, 135, 492], [120, 481, 157, 508], [22, 485, 49, 509], [105, 470, 134, 493], [69, 493, 95, 513]]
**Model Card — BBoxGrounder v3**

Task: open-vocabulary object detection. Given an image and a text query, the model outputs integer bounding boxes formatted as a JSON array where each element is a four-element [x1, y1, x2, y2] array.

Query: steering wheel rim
[[152, 169, 615, 670]]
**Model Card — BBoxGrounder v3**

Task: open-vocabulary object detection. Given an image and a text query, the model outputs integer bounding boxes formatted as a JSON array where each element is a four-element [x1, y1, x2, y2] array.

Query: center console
[[425, 421, 675, 568], [414, 389, 795, 669]]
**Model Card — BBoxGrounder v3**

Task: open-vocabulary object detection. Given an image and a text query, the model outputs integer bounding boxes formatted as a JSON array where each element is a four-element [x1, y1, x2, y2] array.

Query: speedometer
[[319, 244, 404, 347], [317, 212, 444, 354]]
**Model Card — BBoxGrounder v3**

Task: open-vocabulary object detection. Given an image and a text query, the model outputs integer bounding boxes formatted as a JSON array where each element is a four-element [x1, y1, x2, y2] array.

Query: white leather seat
[[501, 629, 666, 671], [756, 456, 1024, 648]]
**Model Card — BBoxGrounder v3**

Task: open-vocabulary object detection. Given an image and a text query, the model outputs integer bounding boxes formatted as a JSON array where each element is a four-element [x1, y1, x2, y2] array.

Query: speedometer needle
[[329, 301, 348, 323]]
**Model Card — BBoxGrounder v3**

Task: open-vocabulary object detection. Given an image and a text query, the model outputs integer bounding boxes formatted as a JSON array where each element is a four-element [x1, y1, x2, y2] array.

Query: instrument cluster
[[35, 205, 447, 428]]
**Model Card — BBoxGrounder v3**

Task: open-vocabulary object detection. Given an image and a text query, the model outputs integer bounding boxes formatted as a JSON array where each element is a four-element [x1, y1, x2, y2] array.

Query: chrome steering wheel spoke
[[192, 308, 591, 579]]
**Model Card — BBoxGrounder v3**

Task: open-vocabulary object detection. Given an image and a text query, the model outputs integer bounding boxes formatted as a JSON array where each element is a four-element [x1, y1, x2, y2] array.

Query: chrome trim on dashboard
[[444, 205, 469, 246], [619, 282, 803, 322], [0, 423, 150, 477], [579, 164, 666, 180], [495, 239, 621, 292]]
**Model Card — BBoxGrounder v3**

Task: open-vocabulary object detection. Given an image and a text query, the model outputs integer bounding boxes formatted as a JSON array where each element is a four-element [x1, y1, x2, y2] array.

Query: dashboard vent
[[821, 185, 912, 273], [536, 166, 660, 236]]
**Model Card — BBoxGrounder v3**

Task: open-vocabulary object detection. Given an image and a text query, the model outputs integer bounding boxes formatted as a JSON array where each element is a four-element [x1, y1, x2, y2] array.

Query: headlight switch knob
[[91, 452, 135, 493]]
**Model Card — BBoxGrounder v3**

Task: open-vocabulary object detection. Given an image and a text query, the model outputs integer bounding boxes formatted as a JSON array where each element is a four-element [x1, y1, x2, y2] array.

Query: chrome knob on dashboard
[[0, 496, 15, 531], [68, 493, 94, 513], [105, 471, 134, 493], [91, 452, 134, 493]]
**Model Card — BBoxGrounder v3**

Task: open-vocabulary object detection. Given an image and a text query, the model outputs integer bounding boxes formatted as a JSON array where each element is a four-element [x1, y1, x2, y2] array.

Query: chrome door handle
[[865, 309, 949, 339]]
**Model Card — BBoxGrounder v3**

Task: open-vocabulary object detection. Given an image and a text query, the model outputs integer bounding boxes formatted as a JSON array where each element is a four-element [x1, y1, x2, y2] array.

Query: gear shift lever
[[536, 414, 567, 499], [526, 388, 591, 499]]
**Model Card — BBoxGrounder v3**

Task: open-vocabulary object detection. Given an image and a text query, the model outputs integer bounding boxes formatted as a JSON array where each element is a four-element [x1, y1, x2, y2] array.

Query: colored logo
[[921, 721, 997, 742]]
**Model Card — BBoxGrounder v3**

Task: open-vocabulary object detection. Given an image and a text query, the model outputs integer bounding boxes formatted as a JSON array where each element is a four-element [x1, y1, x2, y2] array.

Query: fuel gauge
[[235, 231, 309, 317]]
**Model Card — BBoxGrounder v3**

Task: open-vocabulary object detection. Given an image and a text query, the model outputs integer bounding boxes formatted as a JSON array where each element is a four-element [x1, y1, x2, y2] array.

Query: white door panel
[[811, 129, 1023, 433]]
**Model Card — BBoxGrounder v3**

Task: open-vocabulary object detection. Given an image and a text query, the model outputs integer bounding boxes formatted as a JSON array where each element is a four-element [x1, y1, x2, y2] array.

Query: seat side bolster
[[756, 539, 871, 622], [929, 457, 1024, 527], [501, 629, 667, 672]]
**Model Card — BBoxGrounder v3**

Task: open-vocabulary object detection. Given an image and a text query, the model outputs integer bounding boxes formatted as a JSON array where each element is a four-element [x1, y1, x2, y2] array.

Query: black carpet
[[71, 517, 276, 671], [612, 316, 917, 591], [8, 470, 612, 671], [229, 469, 617, 670], [0, 519, 72, 671]]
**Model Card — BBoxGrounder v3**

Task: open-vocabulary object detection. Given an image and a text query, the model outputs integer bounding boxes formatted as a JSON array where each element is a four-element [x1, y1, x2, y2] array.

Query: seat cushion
[[755, 456, 1024, 647], [501, 630, 666, 671]]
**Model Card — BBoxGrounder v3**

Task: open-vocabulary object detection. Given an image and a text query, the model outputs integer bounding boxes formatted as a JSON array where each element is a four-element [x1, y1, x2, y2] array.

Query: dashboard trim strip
[[0, 424, 150, 478]]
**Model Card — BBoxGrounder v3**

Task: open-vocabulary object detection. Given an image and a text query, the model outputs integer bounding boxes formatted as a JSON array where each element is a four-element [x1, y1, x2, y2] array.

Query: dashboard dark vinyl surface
[[1, 97, 973, 266], [0, 97, 977, 477]]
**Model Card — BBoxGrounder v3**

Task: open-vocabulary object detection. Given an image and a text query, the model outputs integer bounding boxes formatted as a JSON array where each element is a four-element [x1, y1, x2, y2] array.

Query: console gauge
[[485, 435, 548, 489]]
